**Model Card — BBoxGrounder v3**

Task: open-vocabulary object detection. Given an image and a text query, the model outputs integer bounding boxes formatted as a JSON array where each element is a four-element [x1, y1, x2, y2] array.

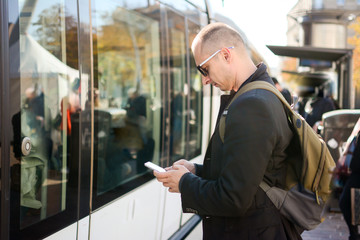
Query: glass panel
[[187, 20, 202, 159], [159, 0, 193, 12], [168, 10, 187, 164], [337, 0, 345, 5], [312, 23, 346, 48], [313, 0, 323, 9], [159, 0, 207, 18], [12, 0, 80, 229], [93, 2, 162, 195], [187, 0, 207, 10]]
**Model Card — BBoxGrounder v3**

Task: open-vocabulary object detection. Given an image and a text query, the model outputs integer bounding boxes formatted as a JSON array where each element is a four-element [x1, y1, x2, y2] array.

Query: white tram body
[[0, 1, 265, 239]]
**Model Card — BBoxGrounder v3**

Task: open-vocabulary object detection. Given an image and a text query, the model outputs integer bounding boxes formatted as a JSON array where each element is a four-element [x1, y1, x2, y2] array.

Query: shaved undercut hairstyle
[[193, 22, 245, 55]]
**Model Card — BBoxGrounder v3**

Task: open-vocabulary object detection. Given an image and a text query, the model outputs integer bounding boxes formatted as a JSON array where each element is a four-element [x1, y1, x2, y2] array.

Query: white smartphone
[[144, 161, 166, 172]]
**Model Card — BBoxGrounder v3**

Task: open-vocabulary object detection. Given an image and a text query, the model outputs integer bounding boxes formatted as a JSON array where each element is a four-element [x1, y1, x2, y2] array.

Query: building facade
[[283, 0, 360, 108]]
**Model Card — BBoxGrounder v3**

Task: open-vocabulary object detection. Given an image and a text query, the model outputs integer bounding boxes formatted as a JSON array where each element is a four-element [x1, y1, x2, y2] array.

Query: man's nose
[[202, 75, 211, 85]]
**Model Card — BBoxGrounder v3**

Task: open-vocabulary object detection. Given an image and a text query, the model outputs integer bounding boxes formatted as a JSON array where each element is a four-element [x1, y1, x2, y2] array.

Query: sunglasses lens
[[197, 66, 207, 77], [200, 69, 207, 77]]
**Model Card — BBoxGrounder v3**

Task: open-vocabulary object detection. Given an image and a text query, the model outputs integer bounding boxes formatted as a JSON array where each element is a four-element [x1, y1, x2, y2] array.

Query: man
[[154, 22, 300, 239]]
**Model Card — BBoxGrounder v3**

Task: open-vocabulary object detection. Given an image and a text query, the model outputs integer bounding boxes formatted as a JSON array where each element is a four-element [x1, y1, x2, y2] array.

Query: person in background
[[304, 86, 336, 131], [271, 77, 292, 105], [338, 118, 360, 240], [154, 22, 300, 239]]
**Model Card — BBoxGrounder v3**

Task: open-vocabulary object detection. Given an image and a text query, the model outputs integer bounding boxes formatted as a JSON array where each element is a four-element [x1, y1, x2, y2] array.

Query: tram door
[[5, 0, 84, 239]]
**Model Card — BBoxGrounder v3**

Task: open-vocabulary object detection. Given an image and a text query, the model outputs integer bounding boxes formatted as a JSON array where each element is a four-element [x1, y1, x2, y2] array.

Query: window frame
[[6, 0, 82, 238]]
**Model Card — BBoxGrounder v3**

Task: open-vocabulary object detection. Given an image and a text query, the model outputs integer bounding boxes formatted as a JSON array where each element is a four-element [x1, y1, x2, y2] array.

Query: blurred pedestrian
[[154, 22, 300, 240], [339, 119, 360, 240], [272, 77, 292, 105], [304, 86, 336, 131]]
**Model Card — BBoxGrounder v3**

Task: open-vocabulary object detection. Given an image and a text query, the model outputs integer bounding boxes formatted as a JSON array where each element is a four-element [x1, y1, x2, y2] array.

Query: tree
[[281, 56, 298, 91], [33, 4, 79, 69]]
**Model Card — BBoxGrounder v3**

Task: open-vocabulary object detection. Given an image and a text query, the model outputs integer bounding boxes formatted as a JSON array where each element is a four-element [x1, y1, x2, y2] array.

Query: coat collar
[[237, 63, 270, 92], [217, 63, 273, 124]]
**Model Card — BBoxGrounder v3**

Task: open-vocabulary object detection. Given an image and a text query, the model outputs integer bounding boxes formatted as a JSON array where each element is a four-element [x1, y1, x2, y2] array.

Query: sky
[[221, 0, 298, 72]]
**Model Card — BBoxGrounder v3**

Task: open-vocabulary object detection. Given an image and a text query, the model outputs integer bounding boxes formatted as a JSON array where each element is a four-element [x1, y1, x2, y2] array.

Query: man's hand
[[154, 165, 189, 193], [168, 159, 196, 174]]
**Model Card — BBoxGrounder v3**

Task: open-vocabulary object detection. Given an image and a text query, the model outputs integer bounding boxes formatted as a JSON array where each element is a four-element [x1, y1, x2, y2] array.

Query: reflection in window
[[313, 0, 323, 9], [168, 11, 187, 164], [186, 0, 207, 10], [187, 21, 203, 159], [93, 4, 161, 195], [337, 0, 345, 6], [12, 0, 80, 229]]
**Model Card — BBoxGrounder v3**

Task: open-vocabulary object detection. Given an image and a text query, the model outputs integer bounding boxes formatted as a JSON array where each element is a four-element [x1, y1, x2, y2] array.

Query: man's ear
[[222, 48, 231, 62]]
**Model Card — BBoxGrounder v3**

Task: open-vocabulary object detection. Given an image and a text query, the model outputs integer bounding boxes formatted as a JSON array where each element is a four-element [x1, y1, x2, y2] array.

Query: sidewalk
[[186, 211, 350, 240], [301, 211, 349, 240]]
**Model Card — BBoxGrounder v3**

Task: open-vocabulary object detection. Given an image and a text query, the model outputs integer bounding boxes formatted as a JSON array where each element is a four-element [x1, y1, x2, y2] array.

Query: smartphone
[[144, 161, 166, 172]]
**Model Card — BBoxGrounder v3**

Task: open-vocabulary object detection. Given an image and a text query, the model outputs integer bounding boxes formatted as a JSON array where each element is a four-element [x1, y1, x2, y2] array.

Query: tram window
[[167, 10, 187, 164], [313, 0, 323, 9], [186, 0, 207, 10], [337, 0, 345, 6], [9, 0, 79, 230], [160, 0, 193, 12], [92, 2, 162, 196], [187, 20, 203, 159]]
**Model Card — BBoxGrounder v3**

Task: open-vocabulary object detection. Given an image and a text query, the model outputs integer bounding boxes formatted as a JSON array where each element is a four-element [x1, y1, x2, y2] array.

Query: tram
[[0, 0, 266, 239]]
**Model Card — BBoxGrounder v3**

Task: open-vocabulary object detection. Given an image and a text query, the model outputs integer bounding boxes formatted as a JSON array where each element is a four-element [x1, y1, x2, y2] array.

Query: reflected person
[[125, 88, 154, 173]]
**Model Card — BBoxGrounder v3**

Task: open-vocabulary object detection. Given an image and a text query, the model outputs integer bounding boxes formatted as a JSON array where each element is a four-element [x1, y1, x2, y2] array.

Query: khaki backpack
[[219, 81, 336, 231]]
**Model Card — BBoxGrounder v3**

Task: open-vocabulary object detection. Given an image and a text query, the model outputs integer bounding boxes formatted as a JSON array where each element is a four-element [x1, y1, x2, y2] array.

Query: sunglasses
[[196, 46, 234, 77]]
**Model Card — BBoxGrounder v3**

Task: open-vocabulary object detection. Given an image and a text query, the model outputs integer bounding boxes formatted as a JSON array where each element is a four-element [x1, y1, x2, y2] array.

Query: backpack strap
[[259, 180, 271, 192], [219, 81, 292, 143]]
